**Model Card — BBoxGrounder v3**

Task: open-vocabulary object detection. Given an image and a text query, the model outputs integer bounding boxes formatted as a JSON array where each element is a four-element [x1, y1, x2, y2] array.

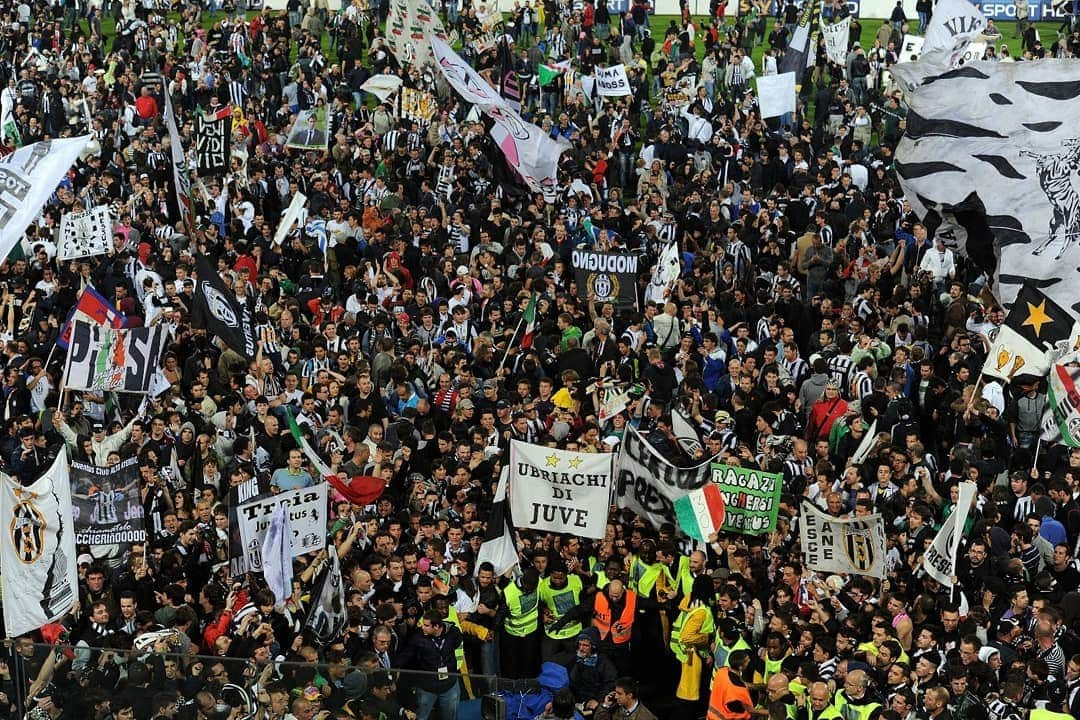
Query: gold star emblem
[[545, 454, 559, 468], [1022, 299, 1053, 338], [568, 456, 583, 469]]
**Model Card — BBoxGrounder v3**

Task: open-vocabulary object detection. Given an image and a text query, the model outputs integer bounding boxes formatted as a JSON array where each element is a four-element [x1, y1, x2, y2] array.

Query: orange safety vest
[[593, 589, 637, 645], [707, 667, 753, 720]]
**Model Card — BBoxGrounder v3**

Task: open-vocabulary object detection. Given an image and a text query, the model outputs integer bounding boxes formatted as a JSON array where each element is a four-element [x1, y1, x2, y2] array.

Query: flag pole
[[497, 311, 527, 381]]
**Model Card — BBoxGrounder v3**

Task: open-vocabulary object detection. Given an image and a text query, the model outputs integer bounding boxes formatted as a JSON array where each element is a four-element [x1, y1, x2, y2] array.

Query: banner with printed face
[[0, 454, 79, 637], [615, 426, 712, 531], [571, 249, 639, 308], [71, 457, 146, 567], [594, 64, 632, 96], [799, 501, 887, 578], [196, 109, 231, 176], [235, 484, 328, 573], [58, 205, 112, 261], [63, 321, 169, 393], [0, 136, 90, 263], [398, 87, 437, 124], [509, 441, 612, 540], [710, 463, 782, 535], [285, 107, 329, 151]]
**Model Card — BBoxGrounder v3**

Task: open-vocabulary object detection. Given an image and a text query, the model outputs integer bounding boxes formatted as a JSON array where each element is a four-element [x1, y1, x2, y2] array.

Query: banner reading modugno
[[710, 463, 782, 535], [615, 426, 712, 531], [1, 453, 79, 637], [236, 484, 327, 572], [71, 457, 146, 565], [799, 501, 886, 578], [64, 321, 169, 393], [571, 249, 639, 308], [509, 440, 612, 540]]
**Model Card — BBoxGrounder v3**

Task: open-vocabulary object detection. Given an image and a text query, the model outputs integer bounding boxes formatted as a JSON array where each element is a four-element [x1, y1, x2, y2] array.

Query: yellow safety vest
[[713, 634, 750, 668], [670, 604, 714, 663], [833, 691, 882, 720], [1030, 710, 1072, 720], [539, 574, 583, 640], [502, 581, 539, 637]]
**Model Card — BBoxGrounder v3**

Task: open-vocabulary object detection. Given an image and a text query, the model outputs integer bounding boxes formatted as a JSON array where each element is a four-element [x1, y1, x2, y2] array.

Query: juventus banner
[[306, 545, 347, 643], [894, 60, 1080, 313], [236, 484, 328, 572], [508, 440, 612, 540], [614, 426, 712, 532], [58, 205, 112, 261], [799, 501, 886, 578], [822, 17, 851, 65], [71, 457, 146, 566], [196, 109, 231, 176], [63, 321, 169, 393], [1, 453, 79, 637], [0, 136, 90, 263], [571, 249, 639, 308]]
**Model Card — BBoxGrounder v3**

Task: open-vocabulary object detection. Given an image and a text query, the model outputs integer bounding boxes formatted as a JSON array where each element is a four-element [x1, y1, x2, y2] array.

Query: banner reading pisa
[[0, 454, 79, 637], [63, 321, 169, 393], [710, 463, 782, 535], [508, 440, 612, 540], [71, 457, 146, 566], [799, 501, 887, 578], [236, 484, 328, 573], [615, 426, 712, 531], [571, 249, 639, 308]]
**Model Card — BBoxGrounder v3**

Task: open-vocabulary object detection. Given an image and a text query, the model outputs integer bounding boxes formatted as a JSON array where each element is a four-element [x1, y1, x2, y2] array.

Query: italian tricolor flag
[[674, 484, 726, 542], [521, 293, 538, 349], [285, 407, 386, 505], [1047, 362, 1080, 447]]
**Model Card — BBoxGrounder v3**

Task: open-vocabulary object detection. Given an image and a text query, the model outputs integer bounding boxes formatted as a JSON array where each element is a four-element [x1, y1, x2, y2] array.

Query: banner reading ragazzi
[[710, 463, 782, 535], [71, 457, 146, 566], [572, 249, 639, 308]]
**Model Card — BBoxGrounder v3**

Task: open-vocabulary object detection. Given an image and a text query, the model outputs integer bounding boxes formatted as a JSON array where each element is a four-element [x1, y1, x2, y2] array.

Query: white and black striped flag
[[475, 466, 519, 578], [778, 0, 820, 76], [895, 60, 1080, 315]]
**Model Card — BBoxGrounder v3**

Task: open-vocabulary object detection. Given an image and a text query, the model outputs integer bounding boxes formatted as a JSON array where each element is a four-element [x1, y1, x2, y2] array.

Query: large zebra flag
[[894, 60, 1080, 314], [163, 88, 194, 235], [891, 0, 985, 88], [475, 466, 520, 577], [191, 255, 258, 358]]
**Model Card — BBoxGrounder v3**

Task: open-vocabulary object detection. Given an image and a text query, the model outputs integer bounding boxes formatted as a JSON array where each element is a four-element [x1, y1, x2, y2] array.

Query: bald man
[[833, 669, 883, 720], [800, 681, 841, 720]]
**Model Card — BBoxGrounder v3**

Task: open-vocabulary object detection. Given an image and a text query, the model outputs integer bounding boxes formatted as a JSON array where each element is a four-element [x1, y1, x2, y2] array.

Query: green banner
[[710, 463, 782, 535]]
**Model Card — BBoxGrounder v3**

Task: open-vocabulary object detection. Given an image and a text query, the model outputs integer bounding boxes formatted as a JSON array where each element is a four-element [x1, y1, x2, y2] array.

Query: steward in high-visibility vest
[[672, 576, 717, 706], [539, 565, 583, 642], [762, 631, 792, 682], [676, 550, 708, 599], [593, 579, 637, 648], [832, 670, 882, 720], [706, 653, 754, 720], [714, 618, 751, 668], [500, 568, 541, 680], [804, 681, 843, 720]]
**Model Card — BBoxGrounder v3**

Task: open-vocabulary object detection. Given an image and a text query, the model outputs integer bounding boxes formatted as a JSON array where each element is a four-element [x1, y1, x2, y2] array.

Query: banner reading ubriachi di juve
[[572, 250, 639, 308]]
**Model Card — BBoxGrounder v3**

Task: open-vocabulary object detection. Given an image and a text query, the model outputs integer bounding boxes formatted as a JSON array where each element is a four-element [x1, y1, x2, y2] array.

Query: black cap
[[18, 427, 35, 438], [496, 400, 510, 410], [92, 422, 105, 431]]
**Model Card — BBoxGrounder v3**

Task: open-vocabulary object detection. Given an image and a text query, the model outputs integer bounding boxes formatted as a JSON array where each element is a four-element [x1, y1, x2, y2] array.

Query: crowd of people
[[0, 0, 1078, 719]]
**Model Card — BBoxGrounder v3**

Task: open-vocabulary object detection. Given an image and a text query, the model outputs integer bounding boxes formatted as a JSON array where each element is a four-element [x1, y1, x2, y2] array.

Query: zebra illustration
[[1023, 138, 1080, 260]]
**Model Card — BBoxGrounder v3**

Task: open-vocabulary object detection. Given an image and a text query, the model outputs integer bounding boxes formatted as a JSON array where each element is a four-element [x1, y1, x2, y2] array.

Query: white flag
[[58, 205, 112, 261], [262, 504, 294, 608], [923, 481, 977, 586], [273, 192, 308, 247], [431, 37, 568, 194], [799, 502, 887, 578], [1, 453, 79, 637], [822, 17, 851, 65], [894, 60, 1080, 312], [756, 72, 797, 119], [0, 136, 90, 262], [360, 74, 404, 101], [645, 242, 681, 305]]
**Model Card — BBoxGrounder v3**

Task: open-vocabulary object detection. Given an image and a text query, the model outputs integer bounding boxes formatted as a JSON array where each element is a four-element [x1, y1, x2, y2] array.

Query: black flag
[[191, 256, 257, 358]]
